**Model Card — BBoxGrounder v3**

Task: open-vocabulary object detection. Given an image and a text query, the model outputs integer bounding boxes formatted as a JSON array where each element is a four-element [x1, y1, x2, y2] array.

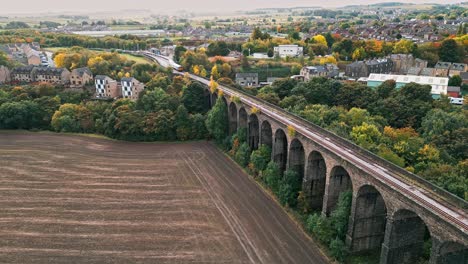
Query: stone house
[[34, 67, 70, 85], [420, 68, 436, 77], [434, 62, 452, 77], [449, 63, 468, 77], [300, 66, 328, 81], [460, 72, 468, 85], [95, 75, 120, 98], [300, 64, 339, 81], [235, 73, 259, 87], [70, 67, 93, 88], [345, 58, 393, 79], [121, 77, 144, 100], [0, 66, 10, 84], [11, 65, 36, 83]]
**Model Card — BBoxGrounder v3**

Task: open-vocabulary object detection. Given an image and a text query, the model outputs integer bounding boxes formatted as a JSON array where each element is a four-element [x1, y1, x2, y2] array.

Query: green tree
[[439, 39, 462, 63], [144, 110, 175, 141], [0, 101, 40, 129], [175, 105, 192, 141], [51, 103, 93, 133], [263, 161, 281, 193], [250, 144, 272, 175], [182, 82, 209, 113], [448, 75, 462, 87], [351, 122, 382, 150], [235, 142, 251, 167], [278, 169, 302, 207], [205, 98, 228, 143]]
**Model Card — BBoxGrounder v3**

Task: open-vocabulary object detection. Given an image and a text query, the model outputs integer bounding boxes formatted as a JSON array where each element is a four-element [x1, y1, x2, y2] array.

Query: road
[[0, 132, 329, 264]]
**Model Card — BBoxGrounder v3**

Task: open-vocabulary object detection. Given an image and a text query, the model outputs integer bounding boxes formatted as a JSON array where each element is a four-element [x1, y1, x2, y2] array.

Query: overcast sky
[[0, 0, 456, 15]]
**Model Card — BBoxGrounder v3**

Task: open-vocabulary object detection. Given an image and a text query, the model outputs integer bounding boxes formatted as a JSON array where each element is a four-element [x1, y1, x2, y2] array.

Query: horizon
[[0, 0, 460, 16]]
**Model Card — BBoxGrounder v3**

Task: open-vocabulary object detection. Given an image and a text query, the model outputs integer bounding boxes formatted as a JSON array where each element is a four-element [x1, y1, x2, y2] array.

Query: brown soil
[[0, 132, 328, 264]]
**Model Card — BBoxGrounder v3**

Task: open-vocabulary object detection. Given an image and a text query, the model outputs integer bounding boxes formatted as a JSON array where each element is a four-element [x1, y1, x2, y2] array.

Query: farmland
[[0, 132, 328, 264]]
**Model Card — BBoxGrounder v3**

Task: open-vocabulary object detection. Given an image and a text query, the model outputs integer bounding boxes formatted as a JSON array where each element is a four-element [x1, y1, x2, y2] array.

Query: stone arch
[[305, 151, 326, 211], [248, 114, 260, 150], [239, 107, 248, 129], [435, 241, 467, 264], [348, 185, 387, 254], [288, 138, 305, 179], [211, 92, 218, 107], [260, 120, 273, 149], [326, 166, 353, 214], [273, 129, 288, 173], [228, 102, 238, 135], [381, 209, 432, 264], [204, 89, 211, 109]]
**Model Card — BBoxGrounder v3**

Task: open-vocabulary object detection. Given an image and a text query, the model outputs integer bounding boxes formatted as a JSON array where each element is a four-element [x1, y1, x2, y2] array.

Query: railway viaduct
[[143, 52, 468, 264]]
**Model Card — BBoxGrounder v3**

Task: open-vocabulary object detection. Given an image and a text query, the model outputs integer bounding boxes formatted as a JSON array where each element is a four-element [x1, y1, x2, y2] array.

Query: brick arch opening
[[239, 107, 248, 129], [228, 102, 238, 135], [381, 209, 432, 264], [260, 120, 273, 149], [289, 138, 305, 179], [436, 241, 467, 264], [326, 166, 353, 214], [248, 114, 260, 150], [273, 129, 288, 173], [305, 151, 326, 211], [349, 185, 387, 254]]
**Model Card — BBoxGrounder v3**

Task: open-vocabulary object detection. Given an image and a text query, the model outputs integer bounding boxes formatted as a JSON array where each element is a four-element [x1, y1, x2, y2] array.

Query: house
[[390, 54, 415, 74], [420, 67, 436, 76], [434, 62, 452, 77], [22, 44, 42, 66], [449, 63, 468, 77], [301, 66, 328, 81], [0, 66, 10, 84], [460, 72, 468, 85], [346, 61, 368, 78], [11, 65, 36, 83], [407, 67, 422, 76], [273, 45, 303, 58], [367, 73, 449, 98], [121, 77, 145, 100], [345, 58, 393, 79], [95, 75, 119, 98], [34, 67, 70, 85], [70, 67, 93, 88], [447, 86, 461, 98], [235, 73, 259, 87]]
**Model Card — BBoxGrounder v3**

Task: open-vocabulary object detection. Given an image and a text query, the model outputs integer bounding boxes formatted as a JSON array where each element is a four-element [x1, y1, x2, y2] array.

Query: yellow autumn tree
[[211, 65, 220, 80], [312, 34, 328, 47], [209, 76, 218, 93], [53, 53, 66, 68]]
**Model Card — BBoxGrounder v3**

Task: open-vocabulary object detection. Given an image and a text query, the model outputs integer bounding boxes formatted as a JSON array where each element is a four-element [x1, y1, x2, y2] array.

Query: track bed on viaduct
[[0, 132, 327, 264]]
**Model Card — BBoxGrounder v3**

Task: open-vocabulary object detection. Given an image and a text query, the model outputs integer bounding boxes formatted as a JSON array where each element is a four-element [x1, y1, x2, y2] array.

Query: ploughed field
[[0, 132, 327, 264]]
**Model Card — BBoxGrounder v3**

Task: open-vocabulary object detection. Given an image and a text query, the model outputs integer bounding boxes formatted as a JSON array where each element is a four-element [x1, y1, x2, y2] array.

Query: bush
[[306, 213, 335, 244], [235, 142, 251, 167], [278, 169, 302, 207], [250, 144, 272, 175], [263, 161, 281, 193], [329, 237, 347, 262]]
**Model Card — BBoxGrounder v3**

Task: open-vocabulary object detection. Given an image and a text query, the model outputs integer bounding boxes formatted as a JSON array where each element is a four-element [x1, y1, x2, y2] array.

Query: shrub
[[250, 144, 272, 175], [263, 161, 281, 193], [235, 143, 251, 167]]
